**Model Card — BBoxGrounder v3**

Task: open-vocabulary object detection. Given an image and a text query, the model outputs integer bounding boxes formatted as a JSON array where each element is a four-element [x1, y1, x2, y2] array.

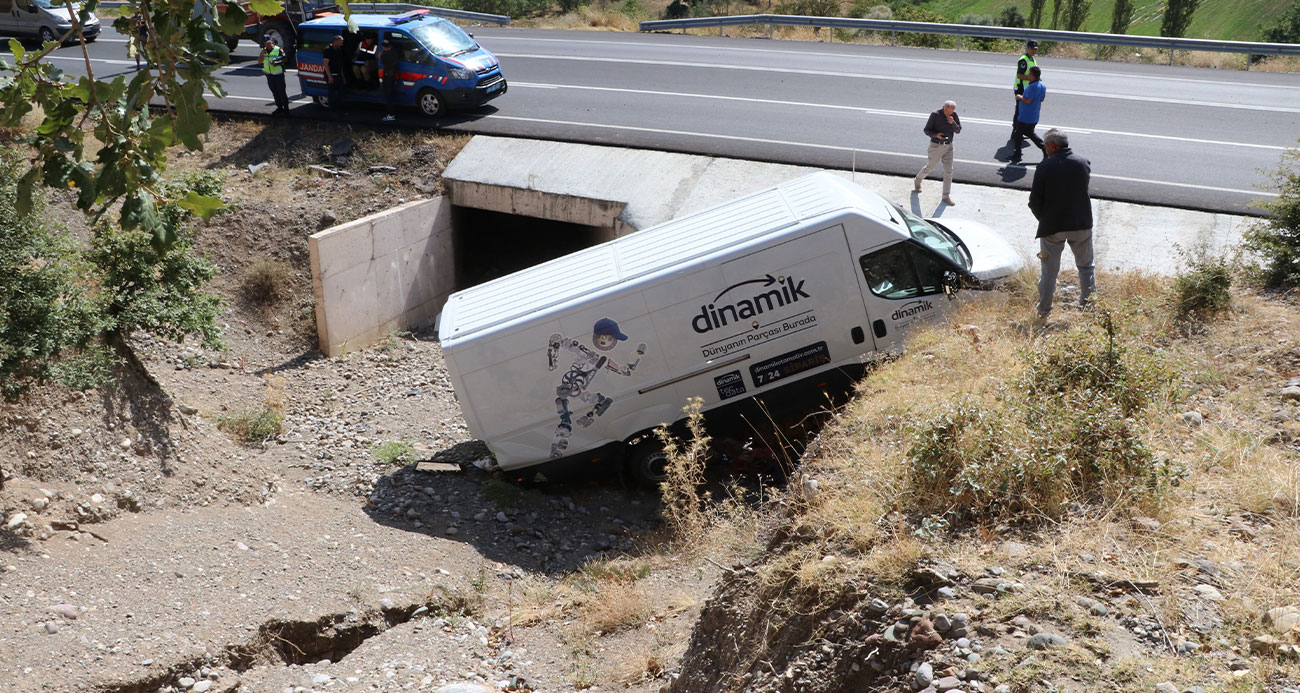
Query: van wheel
[[623, 441, 669, 489], [312, 95, 330, 109], [417, 89, 446, 117], [260, 19, 295, 65], [39, 27, 58, 45]]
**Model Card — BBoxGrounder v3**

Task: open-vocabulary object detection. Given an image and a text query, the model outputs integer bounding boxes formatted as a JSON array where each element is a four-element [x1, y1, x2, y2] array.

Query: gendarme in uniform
[[261, 41, 290, 115], [1013, 40, 1038, 130]]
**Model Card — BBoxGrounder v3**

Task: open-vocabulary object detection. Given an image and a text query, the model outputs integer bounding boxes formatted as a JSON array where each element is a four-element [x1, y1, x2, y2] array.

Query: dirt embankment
[[0, 121, 717, 693]]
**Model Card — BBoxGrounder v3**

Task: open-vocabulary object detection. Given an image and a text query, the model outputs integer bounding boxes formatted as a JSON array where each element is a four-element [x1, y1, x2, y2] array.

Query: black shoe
[[1008, 157, 1023, 165]]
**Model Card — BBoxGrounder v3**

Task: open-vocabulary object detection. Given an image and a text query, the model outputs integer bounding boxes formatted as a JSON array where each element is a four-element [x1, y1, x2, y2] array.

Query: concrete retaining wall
[[309, 198, 455, 357]]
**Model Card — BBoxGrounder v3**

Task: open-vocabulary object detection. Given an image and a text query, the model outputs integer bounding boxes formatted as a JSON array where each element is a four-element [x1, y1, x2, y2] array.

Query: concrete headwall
[[309, 198, 455, 357]]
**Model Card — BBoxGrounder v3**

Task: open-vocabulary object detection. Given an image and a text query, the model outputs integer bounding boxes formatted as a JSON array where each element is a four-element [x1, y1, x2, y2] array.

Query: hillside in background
[[904, 0, 1290, 41]]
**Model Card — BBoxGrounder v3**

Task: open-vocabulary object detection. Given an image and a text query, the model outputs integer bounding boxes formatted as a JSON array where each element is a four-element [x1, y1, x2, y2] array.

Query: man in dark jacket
[[913, 100, 962, 206], [1028, 128, 1094, 319]]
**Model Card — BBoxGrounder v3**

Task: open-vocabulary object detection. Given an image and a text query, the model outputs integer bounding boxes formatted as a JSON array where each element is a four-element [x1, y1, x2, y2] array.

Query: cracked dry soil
[[0, 122, 716, 693]]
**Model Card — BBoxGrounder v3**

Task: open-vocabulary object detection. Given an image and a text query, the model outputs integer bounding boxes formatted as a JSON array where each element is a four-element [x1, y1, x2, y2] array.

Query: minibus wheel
[[39, 27, 57, 45], [623, 440, 669, 489], [417, 89, 446, 117], [312, 95, 329, 109]]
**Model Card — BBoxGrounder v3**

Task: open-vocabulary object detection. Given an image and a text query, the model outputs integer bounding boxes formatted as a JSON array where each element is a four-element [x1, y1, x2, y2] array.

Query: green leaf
[[7, 38, 24, 60], [217, 3, 247, 35], [248, 0, 284, 18], [15, 167, 41, 218], [176, 191, 225, 220]]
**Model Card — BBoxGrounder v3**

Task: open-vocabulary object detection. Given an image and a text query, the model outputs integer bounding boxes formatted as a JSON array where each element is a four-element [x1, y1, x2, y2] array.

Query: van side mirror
[[26, 4, 38, 13]]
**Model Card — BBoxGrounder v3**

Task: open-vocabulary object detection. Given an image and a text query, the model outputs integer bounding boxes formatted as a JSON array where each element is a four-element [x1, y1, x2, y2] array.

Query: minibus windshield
[[410, 21, 479, 57], [895, 207, 970, 269]]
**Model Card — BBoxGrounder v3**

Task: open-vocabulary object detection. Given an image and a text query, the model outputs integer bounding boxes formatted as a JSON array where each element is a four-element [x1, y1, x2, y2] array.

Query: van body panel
[[439, 172, 1023, 473], [1, 0, 99, 41]]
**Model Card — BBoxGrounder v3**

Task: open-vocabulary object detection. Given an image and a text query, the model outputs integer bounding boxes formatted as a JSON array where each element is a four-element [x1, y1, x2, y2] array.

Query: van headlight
[[448, 66, 473, 81]]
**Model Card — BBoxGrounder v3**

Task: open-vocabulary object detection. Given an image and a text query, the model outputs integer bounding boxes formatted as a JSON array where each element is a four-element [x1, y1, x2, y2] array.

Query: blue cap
[[592, 318, 628, 341]]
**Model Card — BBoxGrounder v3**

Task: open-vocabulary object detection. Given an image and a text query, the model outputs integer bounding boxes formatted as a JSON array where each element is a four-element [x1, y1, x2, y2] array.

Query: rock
[[6, 513, 27, 530], [445, 526, 459, 536], [179, 403, 199, 415], [867, 598, 889, 614], [994, 686, 1012, 693], [972, 577, 1003, 595], [937, 586, 957, 599], [1026, 633, 1068, 650], [43, 622, 59, 634], [1090, 603, 1109, 617], [1181, 411, 1203, 427], [50, 604, 79, 620], [916, 661, 935, 688], [90, 493, 105, 504], [1176, 640, 1201, 655], [247, 162, 270, 176], [908, 619, 943, 650], [1282, 385, 1300, 401], [434, 685, 492, 693], [178, 677, 196, 689], [496, 511, 509, 523], [119, 437, 132, 449], [1131, 516, 1161, 532], [1264, 606, 1300, 634], [1193, 584, 1224, 602], [1001, 541, 1029, 559], [31, 497, 48, 511], [1154, 683, 1179, 693], [319, 210, 338, 228], [191, 681, 213, 693], [1250, 635, 1280, 655], [934, 614, 952, 632], [312, 673, 332, 684], [1227, 658, 1251, 671], [951, 613, 970, 629], [935, 676, 963, 691]]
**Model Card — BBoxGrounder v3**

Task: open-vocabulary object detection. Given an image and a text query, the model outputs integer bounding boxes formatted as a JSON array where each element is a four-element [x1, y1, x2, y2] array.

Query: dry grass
[[700, 270, 1300, 685]]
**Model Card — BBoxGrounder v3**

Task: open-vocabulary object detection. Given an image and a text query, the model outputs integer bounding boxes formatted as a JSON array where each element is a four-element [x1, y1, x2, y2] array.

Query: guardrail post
[[769, 23, 774, 39], [957, 36, 961, 51], [1244, 54, 1251, 71], [1169, 48, 1174, 65], [1095, 44, 1101, 60], [890, 30, 894, 46]]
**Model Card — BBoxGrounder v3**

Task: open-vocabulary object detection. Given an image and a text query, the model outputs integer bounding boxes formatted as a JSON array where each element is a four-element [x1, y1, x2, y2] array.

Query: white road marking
[[499, 52, 1300, 114], [487, 34, 1300, 91], [484, 113, 1276, 198], [510, 81, 1287, 151]]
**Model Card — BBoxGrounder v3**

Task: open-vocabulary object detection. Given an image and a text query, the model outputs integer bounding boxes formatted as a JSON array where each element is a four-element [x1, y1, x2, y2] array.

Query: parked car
[[0, 0, 99, 45], [295, 10, 506, 117], [213, 0, 337, 64]]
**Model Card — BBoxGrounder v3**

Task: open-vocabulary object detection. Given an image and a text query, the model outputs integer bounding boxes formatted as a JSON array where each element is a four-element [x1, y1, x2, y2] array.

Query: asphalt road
[[13, 25, 1300, 215]]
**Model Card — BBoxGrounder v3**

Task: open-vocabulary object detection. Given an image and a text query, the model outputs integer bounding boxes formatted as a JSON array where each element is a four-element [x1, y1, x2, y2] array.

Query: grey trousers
[[915, 141, 954, 195], [1037, 228, 1095, 317]]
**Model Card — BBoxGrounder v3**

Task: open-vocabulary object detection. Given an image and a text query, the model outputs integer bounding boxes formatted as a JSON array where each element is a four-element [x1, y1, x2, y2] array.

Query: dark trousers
[[383, 75, 397, 114], [265, 72, 289, 112], [1012, 120, 1044, 160], [1012, 90, 1022, 128], [327, 75, 344, 109]]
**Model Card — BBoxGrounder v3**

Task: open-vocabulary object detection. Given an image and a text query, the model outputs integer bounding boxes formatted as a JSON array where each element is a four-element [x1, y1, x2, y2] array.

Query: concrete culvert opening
[[450, 205, 616, 288]]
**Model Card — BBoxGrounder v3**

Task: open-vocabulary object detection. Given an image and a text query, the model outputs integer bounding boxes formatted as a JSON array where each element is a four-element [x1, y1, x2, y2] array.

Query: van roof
[[299, 12, 450, 30], [439, 172, 901, 341]]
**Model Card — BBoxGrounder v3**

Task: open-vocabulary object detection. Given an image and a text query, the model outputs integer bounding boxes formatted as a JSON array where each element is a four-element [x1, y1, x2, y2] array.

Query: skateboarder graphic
[[547, 318, 647, 458]]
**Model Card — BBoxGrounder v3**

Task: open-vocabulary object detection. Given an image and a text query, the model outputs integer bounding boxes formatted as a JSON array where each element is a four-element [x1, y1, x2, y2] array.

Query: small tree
[[1161, 0, 1199, 37], [1049, 0, 1064, 29], [1246, 144, 1300, 288], [1029, 0, 1048, 27], [1064, 0, 1090, 31], [999, 5, 1028, 27], [1262, 1, 1300, 43], [1110, 0, 1135, 34]]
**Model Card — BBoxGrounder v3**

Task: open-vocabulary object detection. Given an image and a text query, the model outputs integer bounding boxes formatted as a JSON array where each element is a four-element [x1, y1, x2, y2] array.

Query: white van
[[0, 0, 100, 45], [438, 173, 1023, 484]]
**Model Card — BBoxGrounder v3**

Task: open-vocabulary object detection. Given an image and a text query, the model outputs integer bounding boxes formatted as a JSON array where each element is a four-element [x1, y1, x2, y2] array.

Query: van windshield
[[410, 21, 478, 57], [894, 206, 970, 270]]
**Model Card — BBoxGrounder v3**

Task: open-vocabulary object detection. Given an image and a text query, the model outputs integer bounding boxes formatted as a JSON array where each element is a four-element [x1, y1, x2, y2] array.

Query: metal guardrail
[[97, 1, 510, 25], [640, 14, 1300, 66]]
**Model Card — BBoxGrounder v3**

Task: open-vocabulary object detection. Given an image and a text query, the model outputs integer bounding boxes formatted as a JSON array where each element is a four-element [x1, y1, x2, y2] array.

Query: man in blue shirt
[[1011, 66, 1046, 165]]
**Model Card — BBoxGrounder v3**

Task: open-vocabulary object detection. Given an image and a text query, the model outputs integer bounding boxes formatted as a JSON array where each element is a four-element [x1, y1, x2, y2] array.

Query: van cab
[[295, 10, 506, 117], [0, 0, 100, 45]]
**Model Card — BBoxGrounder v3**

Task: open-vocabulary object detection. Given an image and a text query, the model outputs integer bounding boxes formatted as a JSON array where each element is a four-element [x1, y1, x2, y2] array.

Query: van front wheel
[[39, 27, 58, 45], [417, 89, 446, 117], [623, 441, 669, 489]]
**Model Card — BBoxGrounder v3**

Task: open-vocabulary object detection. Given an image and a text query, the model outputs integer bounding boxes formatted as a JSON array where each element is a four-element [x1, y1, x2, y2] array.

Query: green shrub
[[998, 4, 1027, 27], [372, 440, 416, 465], [217, 405, 282, 444], [906, 311, 1180, 524], [894, 6, 955, 48], [1246, 145, 1300, 288], [1169, 258, 1232, 326]]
